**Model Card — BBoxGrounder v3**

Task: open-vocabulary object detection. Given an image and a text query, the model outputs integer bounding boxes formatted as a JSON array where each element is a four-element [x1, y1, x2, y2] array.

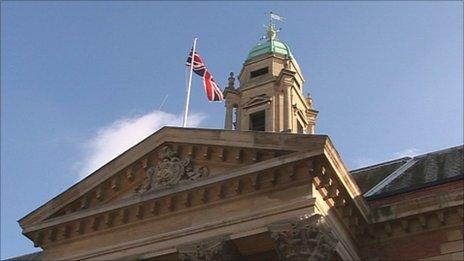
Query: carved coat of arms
[[136, 146, 209, 193]]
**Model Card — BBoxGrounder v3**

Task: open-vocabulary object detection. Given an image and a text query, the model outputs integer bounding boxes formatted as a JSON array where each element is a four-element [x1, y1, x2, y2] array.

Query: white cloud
[[77, 110, 205, 179], [392, 147, 421, 158], [351, 157, 377, 169]]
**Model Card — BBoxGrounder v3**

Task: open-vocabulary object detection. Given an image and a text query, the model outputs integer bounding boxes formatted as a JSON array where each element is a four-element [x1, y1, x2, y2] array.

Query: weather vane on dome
[[261, 11, 285, 41]]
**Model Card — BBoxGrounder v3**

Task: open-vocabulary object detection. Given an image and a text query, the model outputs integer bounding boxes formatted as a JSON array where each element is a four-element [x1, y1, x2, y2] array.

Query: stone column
[[275, 92, 281, 131], [269, 214, 339, 261], [178, 236, 242, 261], [224, 102, 233, 130]]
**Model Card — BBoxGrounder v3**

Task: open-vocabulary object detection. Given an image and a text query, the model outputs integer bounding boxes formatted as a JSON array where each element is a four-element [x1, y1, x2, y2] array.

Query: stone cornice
[[23, 149, 323, 234], [359, 205, 463, 244], [370, 187, 463, 223], [63, 196, 316, 260], [322, 138, 370, 220], [19, 128, 328, 227], [20, 128, 381, 253]]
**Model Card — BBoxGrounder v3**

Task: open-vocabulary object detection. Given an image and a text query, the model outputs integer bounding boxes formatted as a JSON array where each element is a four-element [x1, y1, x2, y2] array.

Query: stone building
[[14, 23, 463, 261]]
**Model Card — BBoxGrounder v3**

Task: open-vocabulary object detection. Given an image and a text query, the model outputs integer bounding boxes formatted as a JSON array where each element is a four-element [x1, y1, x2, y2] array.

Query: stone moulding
[[178, 236, 242, 261], [19, 128, 329, 224], [23, 151, 324, 249], [47, 197, 318, 260], [25, 149, 368, 256]]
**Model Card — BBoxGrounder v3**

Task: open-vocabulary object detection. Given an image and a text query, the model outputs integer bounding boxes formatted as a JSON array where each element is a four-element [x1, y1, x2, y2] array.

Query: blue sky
[[1, 1, 462, 258]]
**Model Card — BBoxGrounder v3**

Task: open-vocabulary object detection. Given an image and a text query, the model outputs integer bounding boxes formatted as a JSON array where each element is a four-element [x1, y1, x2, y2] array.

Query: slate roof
[[5, 251, 42, 261], [350, 145, 463, 199]]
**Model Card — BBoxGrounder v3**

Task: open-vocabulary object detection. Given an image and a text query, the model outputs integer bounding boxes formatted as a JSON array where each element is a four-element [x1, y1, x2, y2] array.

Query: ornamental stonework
[[270, 214, 339, 261], [178, 237, 242, 261], [136, 146, 209, 193]]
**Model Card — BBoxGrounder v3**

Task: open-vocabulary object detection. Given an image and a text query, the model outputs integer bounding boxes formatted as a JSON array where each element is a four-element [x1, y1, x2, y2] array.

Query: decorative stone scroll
[[270, 214, 339, 261], [178, 237, 242, 261], [136, 146, 209, 193]]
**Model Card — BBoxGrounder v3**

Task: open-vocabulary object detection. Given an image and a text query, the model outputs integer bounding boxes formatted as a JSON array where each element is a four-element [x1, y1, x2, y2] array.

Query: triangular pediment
[[44, 143, 295, 222], [18, 127, 372, 254], [295, 108, 308, 124], [19, 127, 329, 229], [243, 95, 272, 109]]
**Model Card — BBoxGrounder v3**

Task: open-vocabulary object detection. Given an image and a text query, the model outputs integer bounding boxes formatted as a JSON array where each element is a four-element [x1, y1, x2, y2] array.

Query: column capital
[[269, 214, 339, 261], [178, 236, 242, 261]]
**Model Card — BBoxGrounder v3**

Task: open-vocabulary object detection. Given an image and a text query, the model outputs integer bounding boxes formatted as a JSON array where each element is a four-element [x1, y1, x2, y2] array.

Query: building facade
[[15, 23, 463, 261]]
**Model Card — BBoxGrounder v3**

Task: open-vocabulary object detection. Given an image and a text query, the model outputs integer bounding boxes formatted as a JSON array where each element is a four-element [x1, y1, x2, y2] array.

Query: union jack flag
[[186, 51, 224, 102]]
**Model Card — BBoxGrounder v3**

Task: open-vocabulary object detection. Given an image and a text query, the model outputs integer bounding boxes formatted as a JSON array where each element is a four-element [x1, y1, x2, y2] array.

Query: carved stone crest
[[270, 214, 339, 261], [136, 146, 209, 193]]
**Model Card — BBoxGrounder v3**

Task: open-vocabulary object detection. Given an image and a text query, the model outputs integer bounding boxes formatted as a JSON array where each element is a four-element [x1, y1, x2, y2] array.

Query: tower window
[[250, 110, 266, 131], [250, 67, 269, 78], [232, 105, 238, 130]]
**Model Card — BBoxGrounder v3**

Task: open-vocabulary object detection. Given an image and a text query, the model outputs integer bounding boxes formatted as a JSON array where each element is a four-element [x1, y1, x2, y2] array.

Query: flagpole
[[182, 37, 197, 128]]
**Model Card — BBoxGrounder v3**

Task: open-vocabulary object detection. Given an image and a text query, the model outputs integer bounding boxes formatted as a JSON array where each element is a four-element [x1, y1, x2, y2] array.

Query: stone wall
[[360, 227, 463, 260]]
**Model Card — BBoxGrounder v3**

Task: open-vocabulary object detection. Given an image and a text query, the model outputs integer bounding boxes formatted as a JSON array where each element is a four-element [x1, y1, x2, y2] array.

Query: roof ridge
[[413, 145, 463, 159], [350, 145, 463, 174], [363, 158, 419, 197], [350, 157, 411, 174], [4, 251, 42, 260]]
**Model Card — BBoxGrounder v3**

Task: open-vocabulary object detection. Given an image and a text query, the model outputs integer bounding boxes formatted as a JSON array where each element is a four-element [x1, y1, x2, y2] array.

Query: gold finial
[[267, 25, 277, 40], [265, 12, 284, 41]]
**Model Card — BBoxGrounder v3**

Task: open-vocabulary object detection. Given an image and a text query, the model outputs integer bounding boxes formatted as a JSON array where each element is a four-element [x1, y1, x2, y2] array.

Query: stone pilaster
[[224, 102, 233, 130], [283, 86, 292, 132]]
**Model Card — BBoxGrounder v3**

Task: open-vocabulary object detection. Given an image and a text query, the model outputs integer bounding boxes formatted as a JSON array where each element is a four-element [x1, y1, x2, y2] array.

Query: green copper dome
[[246, 39, 294, 61]]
